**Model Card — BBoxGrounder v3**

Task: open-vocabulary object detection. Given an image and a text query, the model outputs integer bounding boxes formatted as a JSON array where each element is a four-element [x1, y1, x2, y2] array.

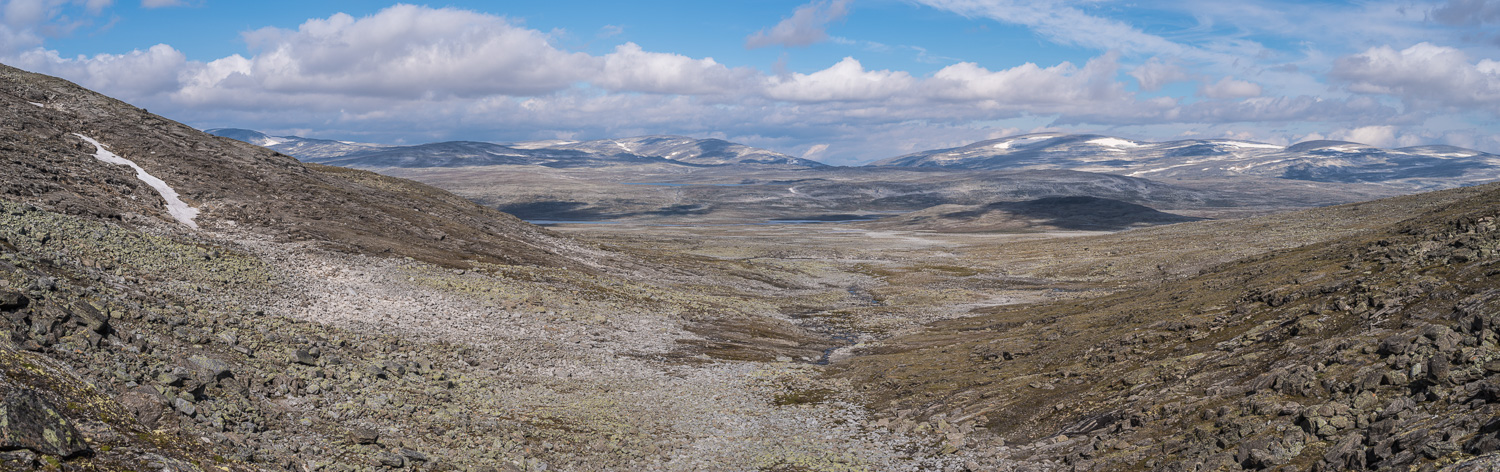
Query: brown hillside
[[837, 182, 1500, 470], [0, 63, 613, 271]]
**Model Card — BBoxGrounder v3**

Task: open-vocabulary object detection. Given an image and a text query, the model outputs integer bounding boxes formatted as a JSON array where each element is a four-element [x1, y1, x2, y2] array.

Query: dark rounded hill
[[988, 196, 1203, 229], [868, 195, 1202, 232]]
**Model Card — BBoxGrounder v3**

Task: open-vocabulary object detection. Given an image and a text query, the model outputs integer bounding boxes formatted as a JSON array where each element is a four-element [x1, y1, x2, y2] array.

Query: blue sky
[[3, 0, 1499, 164]]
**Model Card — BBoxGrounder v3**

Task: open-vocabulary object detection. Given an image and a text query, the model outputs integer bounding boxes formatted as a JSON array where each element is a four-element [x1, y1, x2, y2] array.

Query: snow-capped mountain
[[205, 128, 391, 160], [316, 141, 610, 168], [542, 135, 825, 167], [207, 129, 824, 168], [871, 133, 1500, 190]]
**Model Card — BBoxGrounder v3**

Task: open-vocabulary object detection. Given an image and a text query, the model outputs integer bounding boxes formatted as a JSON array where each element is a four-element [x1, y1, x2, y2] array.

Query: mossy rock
[[0, 389, 88, 457]]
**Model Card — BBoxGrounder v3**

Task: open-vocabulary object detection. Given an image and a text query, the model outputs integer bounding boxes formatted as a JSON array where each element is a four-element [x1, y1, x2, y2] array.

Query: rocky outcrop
[[0, 388, 88, 457]]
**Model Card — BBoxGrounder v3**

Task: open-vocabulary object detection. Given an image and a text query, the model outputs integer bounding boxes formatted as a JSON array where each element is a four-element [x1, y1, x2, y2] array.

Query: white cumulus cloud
[[1, 0, 112, 54], [1332, 42, 1500, 114], [764, 57, 915, 101], [745, 0, 851, 49], [12, 43, 185, 98], [223, 5, 600, 99], [1129, 58, 1190, 92], [924, 52, 1125, 106], [1198, 76, 1263, 99], [1331, 125, 1400, 147], [595, 42, 756, 95]]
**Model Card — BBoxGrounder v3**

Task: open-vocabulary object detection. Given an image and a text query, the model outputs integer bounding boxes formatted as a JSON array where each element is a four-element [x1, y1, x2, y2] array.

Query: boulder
[[0, 291, 27, 311], [0, 389, 88, 457], [376, 451, 404, 467], [68, 302, 108, 334], [292, 348, 318, 366], [351, 426, 379, 445], [1320, 433, 1366, 470], [188, 355, 233, 383], [117, 387, 167, 428], [399, 448, 428, 463], [172, 397, 196, 417]]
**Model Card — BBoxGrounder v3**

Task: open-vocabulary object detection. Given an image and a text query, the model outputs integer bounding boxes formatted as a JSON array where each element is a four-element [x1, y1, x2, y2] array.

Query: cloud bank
[[3, 2, 1498, 164]]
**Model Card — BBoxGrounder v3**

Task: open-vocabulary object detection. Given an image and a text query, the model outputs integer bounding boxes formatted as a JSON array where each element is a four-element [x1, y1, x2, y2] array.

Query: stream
[[805, 286, 882, 365]]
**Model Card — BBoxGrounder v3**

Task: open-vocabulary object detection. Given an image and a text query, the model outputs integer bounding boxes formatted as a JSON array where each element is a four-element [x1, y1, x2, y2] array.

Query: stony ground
[[10, 159, 1500, 471], [1, 196, 1052, 471]]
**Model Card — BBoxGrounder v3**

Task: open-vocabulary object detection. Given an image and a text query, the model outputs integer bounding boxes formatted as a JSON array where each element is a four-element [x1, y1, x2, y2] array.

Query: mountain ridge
[[207, 128, 826, 168], [870, 133, 1500, 191]]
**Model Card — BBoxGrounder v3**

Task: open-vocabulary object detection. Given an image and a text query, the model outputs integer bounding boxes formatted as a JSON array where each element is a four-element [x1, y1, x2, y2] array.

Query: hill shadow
[[494, 201, 713, 221], [947, 196, 1204, 231]]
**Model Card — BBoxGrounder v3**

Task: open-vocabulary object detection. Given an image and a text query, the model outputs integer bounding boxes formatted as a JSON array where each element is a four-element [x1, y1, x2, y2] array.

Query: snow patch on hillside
[[1322, 145, 1373, 153], [991, 135, 1050, 150], [1088, 137, 1142, 148], [1218, 141, 1282, 150], [75, 134, 199, 229]]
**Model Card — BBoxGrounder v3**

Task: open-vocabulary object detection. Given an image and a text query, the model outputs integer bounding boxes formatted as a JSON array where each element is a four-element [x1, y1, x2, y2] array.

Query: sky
[[2, 1, 1498, 165]]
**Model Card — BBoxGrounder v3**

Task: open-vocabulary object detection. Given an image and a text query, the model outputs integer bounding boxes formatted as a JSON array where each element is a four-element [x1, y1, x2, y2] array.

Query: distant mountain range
[[870, 133, 1500, 190], [211, 129, 1500, 191], [206, 129, 825, 168]]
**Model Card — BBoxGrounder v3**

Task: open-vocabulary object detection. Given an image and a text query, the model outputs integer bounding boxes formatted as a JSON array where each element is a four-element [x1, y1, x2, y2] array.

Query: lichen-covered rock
[[0, 389, 88, 457]]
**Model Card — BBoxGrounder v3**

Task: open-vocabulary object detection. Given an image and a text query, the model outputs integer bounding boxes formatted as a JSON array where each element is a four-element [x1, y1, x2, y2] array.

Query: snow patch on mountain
[[1218, 141, 1282, 150], [991, 135, 1051, 150], [75, 133, 199, 229], [1322, 145, 1371, 153], [1088, 137, 1141, 148]]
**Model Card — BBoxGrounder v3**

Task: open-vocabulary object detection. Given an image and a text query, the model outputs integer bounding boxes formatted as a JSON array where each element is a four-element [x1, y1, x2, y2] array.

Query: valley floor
[[4, 181, 1494, 471]]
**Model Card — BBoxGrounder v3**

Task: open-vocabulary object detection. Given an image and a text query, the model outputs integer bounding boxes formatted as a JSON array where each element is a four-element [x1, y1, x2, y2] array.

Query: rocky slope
[[2, 68, 626, 272], [871, 133, 1500, 191], [837, 181, 1500, 470]]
